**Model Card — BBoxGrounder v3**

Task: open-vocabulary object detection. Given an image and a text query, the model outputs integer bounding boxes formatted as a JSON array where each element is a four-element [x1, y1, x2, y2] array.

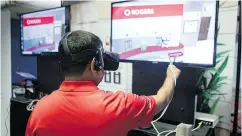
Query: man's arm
[[151, 65, 180, 114], [102, 65, 180, 129]]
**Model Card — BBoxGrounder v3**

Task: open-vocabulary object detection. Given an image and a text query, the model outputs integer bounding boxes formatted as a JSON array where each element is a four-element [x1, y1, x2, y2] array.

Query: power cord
[[26, 100, 39, 111], [165, 130, 176, 136], [158, 130, 174, 135], [191, 122, 203, 132], [156, 129, 176, 136], [151, 56, 177, 136], [5, 104, 10, 136]]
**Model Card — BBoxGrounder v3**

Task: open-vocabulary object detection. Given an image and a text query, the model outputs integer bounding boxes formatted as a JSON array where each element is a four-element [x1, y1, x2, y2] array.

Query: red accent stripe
[[168, 52, 183, 57], [120, 43, 184, 59], [23, 16, 54, 27], [112, 4, 183, 20], [26, 43, 55, 51]]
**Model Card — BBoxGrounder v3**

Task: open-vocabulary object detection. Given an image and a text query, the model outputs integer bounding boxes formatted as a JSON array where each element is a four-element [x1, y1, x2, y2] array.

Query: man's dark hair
[[58, 30, 102, 76]]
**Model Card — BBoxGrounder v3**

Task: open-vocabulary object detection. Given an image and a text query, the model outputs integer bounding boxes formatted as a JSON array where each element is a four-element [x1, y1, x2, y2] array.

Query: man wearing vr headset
[[26, 30, 180, 136]]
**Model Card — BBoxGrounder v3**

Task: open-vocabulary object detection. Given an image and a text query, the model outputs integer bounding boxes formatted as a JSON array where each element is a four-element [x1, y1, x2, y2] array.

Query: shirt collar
[[59, 81, 99, 92]]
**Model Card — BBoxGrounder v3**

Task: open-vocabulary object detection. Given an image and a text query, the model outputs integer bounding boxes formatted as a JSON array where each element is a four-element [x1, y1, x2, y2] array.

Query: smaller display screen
[[20, 7, 69, 55]]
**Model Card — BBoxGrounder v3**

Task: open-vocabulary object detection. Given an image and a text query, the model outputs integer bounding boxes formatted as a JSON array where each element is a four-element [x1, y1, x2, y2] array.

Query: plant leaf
[[196, 70, 206, 87], [217, 43, 226, 46], [197, 69, 206, 74], [199, 98, 210, 111], [202, 77, 208, 88], [202, 77, 208, 89], [207, 73, 220, 88], [210, 84, 222, 90], [217, 76, 228, 82], [217, 56, 229, 74], [202, 89, 221, 98], [209, 89, 221, 94], [207, 67, 218, 73], [210, 97, 221, 114], [202, 88, 223, 98], [210, 73, 214, 78], [217, 82, 228, 86], [202, 91, 212, 99], [219, 116, 225, 120], [209, 76, 228, 89], [216, 59, 222, 65], [216, 50, 231, 58], [210, 93, 228, 96], [222, 95, 226, 100], [215, 76, 228, 84], [210, 82, 228, 90], [219, 2, 227, 8], [208, 56, 229, 88]]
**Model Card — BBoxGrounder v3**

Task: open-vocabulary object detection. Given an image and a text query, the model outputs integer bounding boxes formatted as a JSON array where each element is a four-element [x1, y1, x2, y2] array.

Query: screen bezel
[[20, 6, 71, 56], [110, 1, 219, 68]]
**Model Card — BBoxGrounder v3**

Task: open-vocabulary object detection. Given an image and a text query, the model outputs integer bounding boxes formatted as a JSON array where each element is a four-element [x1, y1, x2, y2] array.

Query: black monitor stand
[[37, 56, 64, 94]]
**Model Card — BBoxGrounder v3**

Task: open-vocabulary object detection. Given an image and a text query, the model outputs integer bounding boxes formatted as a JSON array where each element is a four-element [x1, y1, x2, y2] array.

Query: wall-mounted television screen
[[111, 1, 218, 67], [20, 7, 70, 55]]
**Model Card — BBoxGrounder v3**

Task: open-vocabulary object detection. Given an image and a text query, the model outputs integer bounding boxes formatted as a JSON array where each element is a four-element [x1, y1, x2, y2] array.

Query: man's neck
[[65, 76, 92, 81], [65, 72, 95, 81], [64, 77, 98, 86]]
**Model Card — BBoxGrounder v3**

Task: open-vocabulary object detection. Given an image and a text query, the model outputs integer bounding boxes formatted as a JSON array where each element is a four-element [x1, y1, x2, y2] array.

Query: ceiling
[[1, 0, 64, 19], [2, 0, 121, 19]]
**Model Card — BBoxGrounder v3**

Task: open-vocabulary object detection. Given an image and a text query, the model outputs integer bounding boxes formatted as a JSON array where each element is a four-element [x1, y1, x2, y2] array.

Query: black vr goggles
[[60, 32, 120, 71]]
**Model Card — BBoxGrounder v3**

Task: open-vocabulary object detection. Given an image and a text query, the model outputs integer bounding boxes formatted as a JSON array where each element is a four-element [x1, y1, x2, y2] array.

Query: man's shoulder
[[101, 91, 137, 105], [32, 91, 61, 113]]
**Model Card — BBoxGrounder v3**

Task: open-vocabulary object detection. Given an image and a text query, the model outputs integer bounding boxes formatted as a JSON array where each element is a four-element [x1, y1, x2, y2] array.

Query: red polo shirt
[[25, 81, 156, 136]]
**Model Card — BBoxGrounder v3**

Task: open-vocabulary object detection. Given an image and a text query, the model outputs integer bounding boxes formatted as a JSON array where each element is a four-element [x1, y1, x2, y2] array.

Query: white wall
[[1, 9, 12, 136], [71, 1, 133, 93], [213, 2, 239, 134]]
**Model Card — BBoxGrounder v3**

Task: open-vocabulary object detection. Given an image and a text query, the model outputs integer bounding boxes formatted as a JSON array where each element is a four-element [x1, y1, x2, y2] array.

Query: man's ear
[[90, 58, 96, 72]]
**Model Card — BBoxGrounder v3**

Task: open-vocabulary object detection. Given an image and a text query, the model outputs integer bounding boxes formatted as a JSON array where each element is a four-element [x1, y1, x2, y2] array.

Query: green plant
[[196, 1, 233, 119], [196, 44, 231, 114]]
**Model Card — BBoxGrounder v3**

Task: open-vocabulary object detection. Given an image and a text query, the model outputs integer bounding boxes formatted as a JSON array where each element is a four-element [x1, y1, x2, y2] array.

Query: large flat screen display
[[111, 1, 218, 67], [21, 7, 70, 55]]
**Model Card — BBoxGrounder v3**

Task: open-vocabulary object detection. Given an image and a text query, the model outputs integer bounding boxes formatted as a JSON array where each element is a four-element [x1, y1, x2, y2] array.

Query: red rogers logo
[[23, 17, 54, 27], [27, 19, 41, 25], [124, 8, 155, 16]]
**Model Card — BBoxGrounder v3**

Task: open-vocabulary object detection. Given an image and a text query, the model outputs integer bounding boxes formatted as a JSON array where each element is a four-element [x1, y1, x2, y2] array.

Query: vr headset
[[60, 32, 120, 71]]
